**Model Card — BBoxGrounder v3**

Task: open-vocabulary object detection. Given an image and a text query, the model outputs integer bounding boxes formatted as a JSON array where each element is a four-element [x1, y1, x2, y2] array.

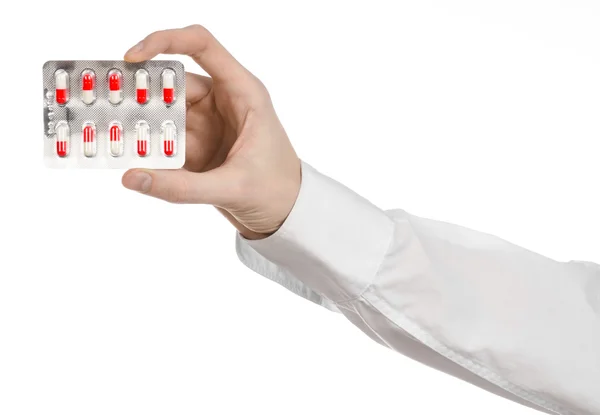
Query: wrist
[[239, 161, 394, 302], [253, 155, 301, 237], [224, 155, 301, 239]]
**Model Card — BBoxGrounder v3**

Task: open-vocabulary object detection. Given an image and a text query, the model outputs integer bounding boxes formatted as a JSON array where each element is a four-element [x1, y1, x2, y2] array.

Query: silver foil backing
[[42, 60, 186, 169]]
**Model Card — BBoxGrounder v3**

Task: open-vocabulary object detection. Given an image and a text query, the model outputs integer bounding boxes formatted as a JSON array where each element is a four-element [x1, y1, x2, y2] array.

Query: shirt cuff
[[243, 161, 395, 304]]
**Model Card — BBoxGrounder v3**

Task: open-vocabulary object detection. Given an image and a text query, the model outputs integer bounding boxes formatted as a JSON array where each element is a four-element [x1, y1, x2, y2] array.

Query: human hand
[[121, 25, 301, 240]]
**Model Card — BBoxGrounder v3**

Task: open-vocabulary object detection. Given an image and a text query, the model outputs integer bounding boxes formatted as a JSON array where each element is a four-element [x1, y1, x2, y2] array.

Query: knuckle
[[188, 24, 209, 38], [165, 190, 183, 204], [165, 180, 190, 204], [145, 31, 160, 43], [253, 76, 269, 95], [153, 27, 174, 38], [250, 75, 273, 107]]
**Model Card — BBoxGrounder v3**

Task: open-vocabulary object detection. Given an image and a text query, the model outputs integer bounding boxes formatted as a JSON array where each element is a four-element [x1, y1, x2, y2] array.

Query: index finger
[[124, 24, 249, 83]]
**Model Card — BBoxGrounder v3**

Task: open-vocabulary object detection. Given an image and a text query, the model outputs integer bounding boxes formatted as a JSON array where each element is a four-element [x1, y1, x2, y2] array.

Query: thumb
[[122, 168, 231, 205]]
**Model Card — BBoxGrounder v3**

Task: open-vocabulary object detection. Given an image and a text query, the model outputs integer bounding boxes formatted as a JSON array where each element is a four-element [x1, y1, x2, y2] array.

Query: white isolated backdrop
[[0, 1, 599, 414]]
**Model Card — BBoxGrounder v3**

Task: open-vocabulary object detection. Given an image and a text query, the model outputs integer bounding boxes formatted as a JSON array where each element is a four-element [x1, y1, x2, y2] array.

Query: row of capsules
[[54, 68, 176, 106], [54, 120, 177, 158]]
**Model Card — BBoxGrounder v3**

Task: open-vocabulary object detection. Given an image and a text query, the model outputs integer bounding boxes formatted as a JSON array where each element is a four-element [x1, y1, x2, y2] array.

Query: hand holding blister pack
[[42, 61, 186, 168]]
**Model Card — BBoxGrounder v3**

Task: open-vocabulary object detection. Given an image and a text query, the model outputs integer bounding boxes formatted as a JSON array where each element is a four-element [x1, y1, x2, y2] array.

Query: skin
[[122, 25, 301, 240]]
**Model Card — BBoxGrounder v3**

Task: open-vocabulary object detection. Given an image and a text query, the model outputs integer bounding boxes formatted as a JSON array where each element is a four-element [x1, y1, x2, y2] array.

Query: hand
[[121, 25, 301, 240]]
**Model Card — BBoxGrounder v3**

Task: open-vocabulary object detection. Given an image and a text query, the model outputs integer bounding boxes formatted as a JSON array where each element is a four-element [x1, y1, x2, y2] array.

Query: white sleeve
[[236, 161, 600, 415]]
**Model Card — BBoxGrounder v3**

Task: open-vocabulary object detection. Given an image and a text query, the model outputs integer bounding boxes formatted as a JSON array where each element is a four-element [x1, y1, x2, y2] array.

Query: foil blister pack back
[[42, 60, 186, 168]]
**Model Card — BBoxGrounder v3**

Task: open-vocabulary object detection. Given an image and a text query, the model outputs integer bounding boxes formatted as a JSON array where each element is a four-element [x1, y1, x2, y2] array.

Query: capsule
[[54, 69, 69, 105], [135, 69, 149, 105], [108, 121, 124, 157], [82, 122, 96, 157], [81, 69, 96, 105], [108, 69, 123, 105], [160, 120, 177, 157], [135, 120, 150, 157], [161, 68, 176, 105], [55, 121, 70, 157]]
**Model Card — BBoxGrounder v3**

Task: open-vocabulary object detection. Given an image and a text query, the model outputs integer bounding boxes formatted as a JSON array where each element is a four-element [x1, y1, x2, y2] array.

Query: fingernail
[[126, 41, 144, 55], [123, 171, 152, 193]]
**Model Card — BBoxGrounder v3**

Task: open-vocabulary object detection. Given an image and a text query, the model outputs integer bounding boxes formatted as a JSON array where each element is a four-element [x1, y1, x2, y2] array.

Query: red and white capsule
[[54, 69, 69, 105], [135, 69, 149, 105], [135, 120, 150, 157], [55, 121, 70, 157], [108, 69, 123, 105], [161, 68, 176, 105], [82, 122, 97, 157], [108, 121, 124, 157], [161, 120, 177, 157], [81, 69, 96, 105]]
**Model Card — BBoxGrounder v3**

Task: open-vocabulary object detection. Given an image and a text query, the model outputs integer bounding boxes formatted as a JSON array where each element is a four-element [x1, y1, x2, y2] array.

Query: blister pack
[[42, 60, 186, 169]]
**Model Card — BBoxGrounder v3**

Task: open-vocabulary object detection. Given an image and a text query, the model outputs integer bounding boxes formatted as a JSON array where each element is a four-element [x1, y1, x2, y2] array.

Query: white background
[[1, 1, 599, 414]]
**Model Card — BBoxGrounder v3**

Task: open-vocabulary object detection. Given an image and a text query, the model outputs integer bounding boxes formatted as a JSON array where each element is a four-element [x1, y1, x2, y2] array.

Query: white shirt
[[236, 162, 600, 415]]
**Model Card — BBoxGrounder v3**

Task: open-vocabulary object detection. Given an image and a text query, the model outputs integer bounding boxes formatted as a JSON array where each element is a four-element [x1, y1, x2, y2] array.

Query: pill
[[81, 69, 96, 105], [108, 121, 124, 157], [54, 69, 69, 105], [108, 69, 123, 105], [135, 120, 150, 157], [161, 69, 176, 105], [82, 122, 96, 157], [55, 121, 70, 157], [135, 69, 149, 105], [161, 120, 177, 157]]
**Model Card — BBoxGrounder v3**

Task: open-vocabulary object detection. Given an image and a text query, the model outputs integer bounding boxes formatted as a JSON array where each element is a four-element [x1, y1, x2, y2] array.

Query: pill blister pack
[[42, 60, 186, 169]]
